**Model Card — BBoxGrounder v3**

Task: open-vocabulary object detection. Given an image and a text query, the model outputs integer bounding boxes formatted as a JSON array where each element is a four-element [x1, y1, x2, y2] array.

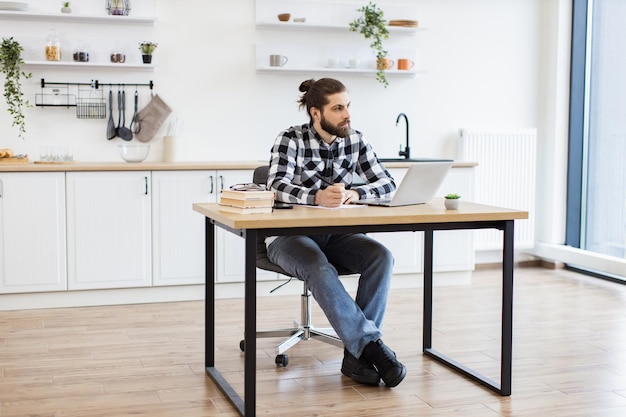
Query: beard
[[320, 113, 351, 138]]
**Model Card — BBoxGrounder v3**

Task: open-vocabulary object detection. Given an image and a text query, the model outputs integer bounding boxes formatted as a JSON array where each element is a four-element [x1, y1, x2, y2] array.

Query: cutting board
[[0, 156, 29, 164]]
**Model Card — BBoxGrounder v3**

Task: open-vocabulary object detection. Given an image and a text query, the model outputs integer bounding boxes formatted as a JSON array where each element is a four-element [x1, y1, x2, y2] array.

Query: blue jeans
[[266, 234, 394, 358]]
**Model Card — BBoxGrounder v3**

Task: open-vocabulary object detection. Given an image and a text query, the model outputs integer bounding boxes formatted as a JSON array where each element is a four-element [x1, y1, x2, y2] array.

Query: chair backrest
[[253, 165, 291, 275], [253, 165, 269, 187], [253, 165, 354, 277]]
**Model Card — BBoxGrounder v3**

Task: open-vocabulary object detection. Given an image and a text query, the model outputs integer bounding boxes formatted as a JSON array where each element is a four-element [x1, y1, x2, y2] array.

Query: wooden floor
[[1, 266, 626, 416]]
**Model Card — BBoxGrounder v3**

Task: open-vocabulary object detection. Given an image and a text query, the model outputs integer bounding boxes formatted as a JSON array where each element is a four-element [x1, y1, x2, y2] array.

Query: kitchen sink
[[377, 157, 454, 163]]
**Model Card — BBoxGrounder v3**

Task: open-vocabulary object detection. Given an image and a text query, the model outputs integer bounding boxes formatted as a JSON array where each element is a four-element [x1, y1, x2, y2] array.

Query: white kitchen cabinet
[[151, 170, 212, 286], [152, 170, 277, 286], [369, 166, 475, 274], [0, 172, 67, 293], [66, 171, 152, 290], [213, 170, 278, 284], [433, 166, 475, 271]]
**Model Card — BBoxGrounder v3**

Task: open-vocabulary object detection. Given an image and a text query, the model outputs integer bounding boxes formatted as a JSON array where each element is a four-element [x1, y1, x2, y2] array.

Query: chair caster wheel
[[239, 340, 245, 352], [275, 354, 289, 367]]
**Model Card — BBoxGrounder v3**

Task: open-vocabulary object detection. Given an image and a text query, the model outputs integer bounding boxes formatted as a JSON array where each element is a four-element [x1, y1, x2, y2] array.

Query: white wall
[[1, 0, 572, 249], [1, 0, 544, 161]]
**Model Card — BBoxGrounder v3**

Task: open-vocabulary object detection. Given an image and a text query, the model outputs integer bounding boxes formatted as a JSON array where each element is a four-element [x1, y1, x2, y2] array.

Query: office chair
[[240, 166, 351, 367]]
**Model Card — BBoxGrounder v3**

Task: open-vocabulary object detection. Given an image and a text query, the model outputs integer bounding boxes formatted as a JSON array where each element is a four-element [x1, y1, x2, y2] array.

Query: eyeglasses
[[229, 183, 266, 191]]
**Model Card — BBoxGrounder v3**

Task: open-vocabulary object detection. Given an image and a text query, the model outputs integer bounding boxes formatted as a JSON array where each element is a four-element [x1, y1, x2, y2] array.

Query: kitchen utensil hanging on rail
[[76, 87, 106, 119], [117, 89, 133, 141], [129, 90, 140, 134], [134, 93, 172, 143], [106, 89, 116, 140]]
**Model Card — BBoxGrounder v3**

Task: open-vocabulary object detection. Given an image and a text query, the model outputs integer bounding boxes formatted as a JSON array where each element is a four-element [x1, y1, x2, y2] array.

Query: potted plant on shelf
[[0, 37, 32, 140], [444, 193, 461, 210], [139, 41, 158, 64], [61, 1, 71, 13], [349, 2, 390, 87]]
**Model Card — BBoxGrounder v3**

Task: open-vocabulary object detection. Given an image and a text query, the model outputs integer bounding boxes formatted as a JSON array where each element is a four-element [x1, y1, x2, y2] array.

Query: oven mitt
[[134, 94, 172, 143]]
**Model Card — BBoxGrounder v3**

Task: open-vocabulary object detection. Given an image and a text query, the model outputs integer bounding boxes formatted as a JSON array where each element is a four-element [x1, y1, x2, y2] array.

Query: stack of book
[[218, 189, 275, 214]]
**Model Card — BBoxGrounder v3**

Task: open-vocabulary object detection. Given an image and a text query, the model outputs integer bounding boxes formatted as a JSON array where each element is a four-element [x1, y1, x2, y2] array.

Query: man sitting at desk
[[265, 78, 407, 387]]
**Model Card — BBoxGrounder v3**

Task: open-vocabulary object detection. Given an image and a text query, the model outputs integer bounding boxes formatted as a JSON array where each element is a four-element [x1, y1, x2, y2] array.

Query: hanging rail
[[39, 78, 154, 90], [36, 78, 154, 112]]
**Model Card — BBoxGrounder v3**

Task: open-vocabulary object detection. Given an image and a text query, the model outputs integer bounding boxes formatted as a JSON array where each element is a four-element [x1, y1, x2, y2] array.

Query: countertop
[[0, 160, 477, 172]]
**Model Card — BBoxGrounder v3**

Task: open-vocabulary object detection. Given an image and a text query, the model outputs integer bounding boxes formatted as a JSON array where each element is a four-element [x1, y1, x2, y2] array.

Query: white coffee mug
[[269, 54, 288, 67], [348, 58, 360, 68], [327, 58, 341, 68]]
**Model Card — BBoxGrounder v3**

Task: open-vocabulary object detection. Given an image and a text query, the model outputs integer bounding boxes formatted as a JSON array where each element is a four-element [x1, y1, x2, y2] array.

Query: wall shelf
[[0, 10, 155, 25], [255, 0, 424, 78], [24, 61, 155, 70], [256, 66, 423, 77], [256, 22, 419, 34]]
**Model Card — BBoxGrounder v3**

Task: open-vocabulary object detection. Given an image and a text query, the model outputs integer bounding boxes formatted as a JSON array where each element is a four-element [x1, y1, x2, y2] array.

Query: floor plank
[[1, 267, 625, 416]]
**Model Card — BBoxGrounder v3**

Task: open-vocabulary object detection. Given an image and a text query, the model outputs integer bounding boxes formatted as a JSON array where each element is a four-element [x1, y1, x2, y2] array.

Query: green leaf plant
[[349, 2, 390, 87], [0, 37, 32, 140]]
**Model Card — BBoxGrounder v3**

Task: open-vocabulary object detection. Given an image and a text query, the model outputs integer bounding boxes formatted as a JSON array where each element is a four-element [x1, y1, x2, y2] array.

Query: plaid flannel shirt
[[267, 123, 396, 205]]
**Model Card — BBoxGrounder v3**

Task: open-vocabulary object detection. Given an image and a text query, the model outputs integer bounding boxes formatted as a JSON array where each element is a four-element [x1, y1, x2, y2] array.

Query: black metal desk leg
[[205, 219, 215, 368], [244, 230, 258, 416], [423, 230, 434, 351], [422, 221, 513, 396], [204, 220, 247, 416], [500, 220, 514, 396]]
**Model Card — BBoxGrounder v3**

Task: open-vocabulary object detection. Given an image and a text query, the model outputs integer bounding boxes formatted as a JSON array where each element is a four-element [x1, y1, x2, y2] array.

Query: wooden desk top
[[192, 200, 528, 230]]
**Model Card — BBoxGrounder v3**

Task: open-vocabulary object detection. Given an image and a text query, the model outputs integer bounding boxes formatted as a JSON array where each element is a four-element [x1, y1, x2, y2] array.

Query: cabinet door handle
[[209, 175, 214, 194], [144, 176, 148, 195], [219, 175, 224, 193]]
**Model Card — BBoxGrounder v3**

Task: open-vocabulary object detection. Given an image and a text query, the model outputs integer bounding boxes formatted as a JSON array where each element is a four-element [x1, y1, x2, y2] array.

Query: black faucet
[[396, 112, 410, 159]]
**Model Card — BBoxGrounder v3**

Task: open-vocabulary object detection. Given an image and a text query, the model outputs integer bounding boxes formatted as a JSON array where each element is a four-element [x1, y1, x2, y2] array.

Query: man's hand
[[315, 183, 352, 208], [342, 189, 360, 205]]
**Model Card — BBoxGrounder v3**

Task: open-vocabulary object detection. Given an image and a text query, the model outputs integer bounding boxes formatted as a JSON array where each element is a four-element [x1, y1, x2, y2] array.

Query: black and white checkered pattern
[[267, 123, 396, 205]]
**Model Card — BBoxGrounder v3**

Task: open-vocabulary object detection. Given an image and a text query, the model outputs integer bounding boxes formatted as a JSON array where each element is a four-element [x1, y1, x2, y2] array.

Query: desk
[[193, 200, 528, 417]]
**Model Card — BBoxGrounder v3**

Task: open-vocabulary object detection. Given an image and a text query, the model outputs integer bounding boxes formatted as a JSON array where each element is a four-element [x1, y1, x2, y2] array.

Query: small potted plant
[[444, 193, 461, 210], [139, 41, 158, 64], [349, 2, 390, 87], [0, 37, 32, 140], [61, 1, 71, 13]]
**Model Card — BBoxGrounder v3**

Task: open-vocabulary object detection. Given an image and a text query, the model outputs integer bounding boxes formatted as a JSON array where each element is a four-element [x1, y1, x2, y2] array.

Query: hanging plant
[[0, 37, 32, 140], [349, 2, 390, 87]]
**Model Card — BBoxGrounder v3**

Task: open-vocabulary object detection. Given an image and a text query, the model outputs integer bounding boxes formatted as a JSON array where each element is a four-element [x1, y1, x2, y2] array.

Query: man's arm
[[267, 132, 319, 205], [350, 135, 396, 200]]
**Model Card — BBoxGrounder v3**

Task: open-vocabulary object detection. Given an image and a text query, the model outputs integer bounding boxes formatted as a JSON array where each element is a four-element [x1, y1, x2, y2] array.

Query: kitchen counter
[[0, 160, 477, 172]]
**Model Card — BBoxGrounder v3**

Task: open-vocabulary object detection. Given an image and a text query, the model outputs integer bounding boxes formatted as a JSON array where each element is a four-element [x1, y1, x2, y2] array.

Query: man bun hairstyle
[[298, 78, 347, 120]]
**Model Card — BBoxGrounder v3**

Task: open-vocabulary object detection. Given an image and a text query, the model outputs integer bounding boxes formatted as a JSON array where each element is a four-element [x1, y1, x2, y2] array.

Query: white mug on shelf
[[269, 54, 288, 67], [348, 58, 361, 69], [327, 58, 342, 68]]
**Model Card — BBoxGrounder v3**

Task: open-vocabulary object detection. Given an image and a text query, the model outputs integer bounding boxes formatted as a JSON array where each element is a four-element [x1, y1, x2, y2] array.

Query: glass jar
[[45, 29, 61, 61], [73, 46, 89, 62], [110, 43, 126, 63]]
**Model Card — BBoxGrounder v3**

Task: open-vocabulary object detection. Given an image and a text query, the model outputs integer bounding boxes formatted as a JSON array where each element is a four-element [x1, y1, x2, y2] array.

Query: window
[[567, 0, 626, 282]]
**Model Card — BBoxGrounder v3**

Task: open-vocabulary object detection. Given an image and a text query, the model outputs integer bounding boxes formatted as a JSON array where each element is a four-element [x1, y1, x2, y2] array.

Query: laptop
[[354, 161, 453, 207]]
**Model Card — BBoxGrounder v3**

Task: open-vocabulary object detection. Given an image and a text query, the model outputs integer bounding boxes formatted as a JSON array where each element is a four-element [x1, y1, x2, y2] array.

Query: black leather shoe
[[341, 348, 380, 385], [362, 339, 407, 387]]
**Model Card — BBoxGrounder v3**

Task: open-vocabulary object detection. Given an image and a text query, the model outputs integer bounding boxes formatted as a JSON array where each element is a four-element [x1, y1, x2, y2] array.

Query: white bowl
[[118, 144, 150, 163]]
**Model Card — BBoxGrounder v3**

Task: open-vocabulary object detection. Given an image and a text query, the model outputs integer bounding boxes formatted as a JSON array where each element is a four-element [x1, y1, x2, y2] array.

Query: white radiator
[[459, 128, 536, 250]]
